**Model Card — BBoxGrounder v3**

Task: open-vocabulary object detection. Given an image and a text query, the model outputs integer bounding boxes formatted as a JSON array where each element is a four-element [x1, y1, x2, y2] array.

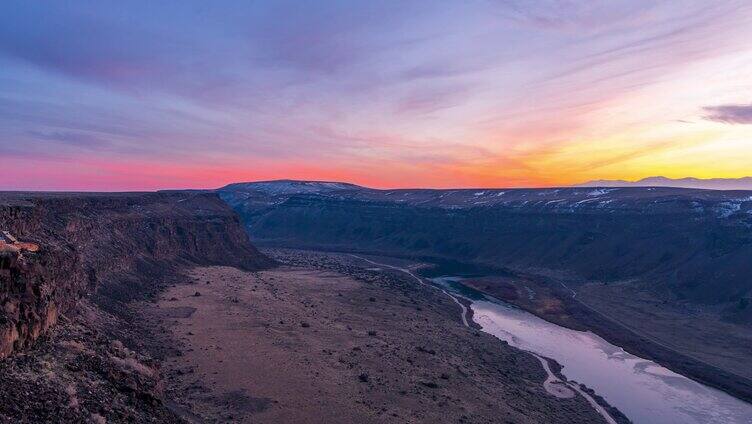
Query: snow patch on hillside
[[587, 188, 617, 197], [716, 201, 741, 218]]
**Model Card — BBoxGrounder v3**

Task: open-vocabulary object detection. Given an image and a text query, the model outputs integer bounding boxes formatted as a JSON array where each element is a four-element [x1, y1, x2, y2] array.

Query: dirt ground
[[144, 250, 607, 423]]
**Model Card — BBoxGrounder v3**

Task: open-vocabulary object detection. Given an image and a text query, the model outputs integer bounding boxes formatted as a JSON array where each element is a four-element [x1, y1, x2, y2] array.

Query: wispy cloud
[[703, 103, 752, 124], [27, 130, 109, 148], [0, 1, 751, 189]]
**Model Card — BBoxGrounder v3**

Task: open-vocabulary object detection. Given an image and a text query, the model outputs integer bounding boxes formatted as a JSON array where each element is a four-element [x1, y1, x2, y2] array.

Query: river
[[433, 277, 752, 424]]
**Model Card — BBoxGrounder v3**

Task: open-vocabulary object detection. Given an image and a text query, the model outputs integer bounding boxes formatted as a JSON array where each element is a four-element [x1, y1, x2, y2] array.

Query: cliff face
[[220, 183, 752, 306], [0, 192, 272, 358]]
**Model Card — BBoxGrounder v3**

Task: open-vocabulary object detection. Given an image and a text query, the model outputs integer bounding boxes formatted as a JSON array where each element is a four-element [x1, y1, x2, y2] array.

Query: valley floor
[[142, 249, 609, 423]]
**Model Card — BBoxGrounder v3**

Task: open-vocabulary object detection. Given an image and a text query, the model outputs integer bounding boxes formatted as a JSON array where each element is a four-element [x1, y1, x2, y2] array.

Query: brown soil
[[144, 250, 608, 423]]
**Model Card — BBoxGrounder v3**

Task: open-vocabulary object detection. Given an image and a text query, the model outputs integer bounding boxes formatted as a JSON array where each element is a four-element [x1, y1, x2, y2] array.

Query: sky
[[1, 1, 752, 191]]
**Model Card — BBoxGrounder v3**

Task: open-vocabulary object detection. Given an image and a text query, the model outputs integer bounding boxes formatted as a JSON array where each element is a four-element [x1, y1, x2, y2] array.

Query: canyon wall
[[0, 192, 272, 358], [221, 183, 752, 307]]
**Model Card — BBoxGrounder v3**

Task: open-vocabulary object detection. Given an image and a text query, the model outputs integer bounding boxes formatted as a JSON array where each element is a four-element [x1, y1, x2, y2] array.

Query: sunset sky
[[1, 1, 752, 191]]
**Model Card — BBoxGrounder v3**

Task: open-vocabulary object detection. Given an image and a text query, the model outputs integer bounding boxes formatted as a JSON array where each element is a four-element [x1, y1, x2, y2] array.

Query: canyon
[[0, 190, 611, 423], [219, 180, 752, 403], [3, 180, 751, 422]]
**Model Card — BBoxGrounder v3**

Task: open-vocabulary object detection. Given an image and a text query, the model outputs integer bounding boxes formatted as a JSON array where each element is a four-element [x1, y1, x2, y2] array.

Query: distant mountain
[[219, 179, 364, 195], [576, 176, 752, 191]]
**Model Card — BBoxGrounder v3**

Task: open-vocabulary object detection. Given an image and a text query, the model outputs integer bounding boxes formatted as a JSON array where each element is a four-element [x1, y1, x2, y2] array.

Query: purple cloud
[[703, 103, 752, 124], [27, 130, 108, 148]]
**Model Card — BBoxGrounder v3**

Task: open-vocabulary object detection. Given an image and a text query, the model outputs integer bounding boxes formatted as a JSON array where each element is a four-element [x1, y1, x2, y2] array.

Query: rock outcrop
[[0, 192, 272, 358]]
